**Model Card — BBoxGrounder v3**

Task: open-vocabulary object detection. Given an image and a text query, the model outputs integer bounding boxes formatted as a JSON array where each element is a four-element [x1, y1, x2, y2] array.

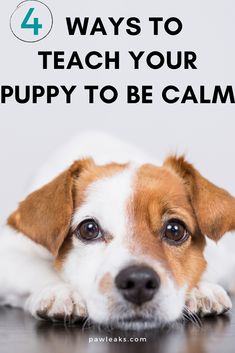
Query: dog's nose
[[115, 265, 160, 306]]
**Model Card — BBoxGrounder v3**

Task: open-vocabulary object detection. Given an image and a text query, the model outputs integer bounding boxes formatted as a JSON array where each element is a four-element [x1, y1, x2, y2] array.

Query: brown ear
[[8, 159, 93, 255], [164, 155, 235, 241]]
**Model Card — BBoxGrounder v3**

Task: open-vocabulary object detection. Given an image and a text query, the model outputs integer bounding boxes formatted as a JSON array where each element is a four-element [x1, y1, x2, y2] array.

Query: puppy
[[0, 131, 235, 330]]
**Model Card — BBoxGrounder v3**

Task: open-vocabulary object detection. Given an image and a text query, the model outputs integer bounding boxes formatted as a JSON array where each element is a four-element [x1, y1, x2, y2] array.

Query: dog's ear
[[8, 159, 93, 256], [164, 155, 235, 241]]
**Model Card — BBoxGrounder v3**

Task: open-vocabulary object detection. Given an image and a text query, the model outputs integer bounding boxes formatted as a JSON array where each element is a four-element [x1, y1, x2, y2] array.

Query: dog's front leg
[[0, 228, 87, 322], [25, 283, 87, 323], [185, 282, 232, 317]]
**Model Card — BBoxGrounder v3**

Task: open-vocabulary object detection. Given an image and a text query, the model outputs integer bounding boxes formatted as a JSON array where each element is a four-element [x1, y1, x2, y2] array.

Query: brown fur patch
[[128, 157, 235, 289], [7, 159, 92, 256], [54, 232, 73, 271], [164, 156, 235, 240], [128, 163, 206, 289]]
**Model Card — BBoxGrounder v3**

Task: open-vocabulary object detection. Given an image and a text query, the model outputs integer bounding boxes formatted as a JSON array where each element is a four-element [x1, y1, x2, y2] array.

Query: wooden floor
[[0, 300, 235, 353]]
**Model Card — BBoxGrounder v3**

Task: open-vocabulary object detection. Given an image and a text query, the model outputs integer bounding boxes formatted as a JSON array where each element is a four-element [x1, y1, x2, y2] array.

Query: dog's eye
[[76, 219, 101, 241], [163, 219, 189, 245]]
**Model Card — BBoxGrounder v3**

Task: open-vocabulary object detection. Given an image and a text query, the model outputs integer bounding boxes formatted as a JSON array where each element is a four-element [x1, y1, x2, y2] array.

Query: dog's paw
[[186, 282, 232, 317], [25, 284, 87, 323]]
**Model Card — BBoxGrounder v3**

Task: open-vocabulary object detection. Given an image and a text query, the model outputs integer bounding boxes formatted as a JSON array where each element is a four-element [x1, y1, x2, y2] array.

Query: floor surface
[[0, 300, 235, 353]]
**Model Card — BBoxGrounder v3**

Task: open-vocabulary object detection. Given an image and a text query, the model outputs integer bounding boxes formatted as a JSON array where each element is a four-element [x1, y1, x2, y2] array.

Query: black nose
[[115, 265, 160, 306]]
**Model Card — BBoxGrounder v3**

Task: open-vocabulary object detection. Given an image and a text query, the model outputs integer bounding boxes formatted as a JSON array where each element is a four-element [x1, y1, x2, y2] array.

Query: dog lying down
[[0, 131, 235, 330]]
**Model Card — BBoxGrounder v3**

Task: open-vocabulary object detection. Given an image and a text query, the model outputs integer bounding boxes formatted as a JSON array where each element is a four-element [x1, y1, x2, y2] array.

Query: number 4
[[21, 8, 42, 35]]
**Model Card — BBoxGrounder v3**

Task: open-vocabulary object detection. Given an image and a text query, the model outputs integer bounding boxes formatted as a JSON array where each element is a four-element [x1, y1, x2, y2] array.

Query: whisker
[[81, 316, 91, 331], [183, 306, 202, 328]]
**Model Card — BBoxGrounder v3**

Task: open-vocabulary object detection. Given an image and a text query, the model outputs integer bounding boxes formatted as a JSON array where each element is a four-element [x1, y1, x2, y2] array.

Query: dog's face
[[8, 156, 235, 329]]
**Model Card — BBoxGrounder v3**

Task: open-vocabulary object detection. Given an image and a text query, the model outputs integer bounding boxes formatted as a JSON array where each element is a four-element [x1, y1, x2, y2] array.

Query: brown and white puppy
[[0, 132, 234, 330]]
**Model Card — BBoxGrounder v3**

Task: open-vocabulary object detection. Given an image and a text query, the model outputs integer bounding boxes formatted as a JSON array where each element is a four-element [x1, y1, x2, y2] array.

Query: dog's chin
[[111, 317, 161, 330], [93, 315, 170, 331]]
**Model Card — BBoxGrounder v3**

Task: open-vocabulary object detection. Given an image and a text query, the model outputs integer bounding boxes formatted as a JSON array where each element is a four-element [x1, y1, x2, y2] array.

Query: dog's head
[[8, 156, 235, 329]]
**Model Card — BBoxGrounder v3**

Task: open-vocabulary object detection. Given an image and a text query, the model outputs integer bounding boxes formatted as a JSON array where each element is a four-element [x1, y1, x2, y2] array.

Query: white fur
[[0, 226, 59, 308], [203, 234, 235, 291], [0, 130, 234, 329]]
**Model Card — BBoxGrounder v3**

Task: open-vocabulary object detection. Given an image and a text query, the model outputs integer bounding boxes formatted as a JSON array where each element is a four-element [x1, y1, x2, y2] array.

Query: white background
[[0, 0, 235, 225]]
